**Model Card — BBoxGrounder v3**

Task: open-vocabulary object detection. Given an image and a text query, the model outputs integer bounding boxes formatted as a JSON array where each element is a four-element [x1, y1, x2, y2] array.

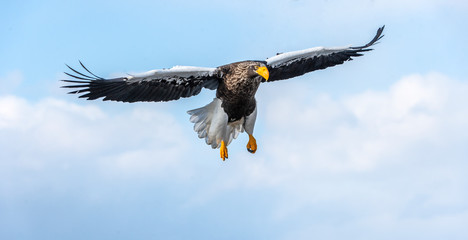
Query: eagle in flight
[[63, 26, 384, 161]]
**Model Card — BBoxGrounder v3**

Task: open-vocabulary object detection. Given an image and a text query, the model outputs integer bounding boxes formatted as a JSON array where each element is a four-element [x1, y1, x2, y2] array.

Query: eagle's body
[[217, 61, 263, 122], [63, 26, 384, 161]]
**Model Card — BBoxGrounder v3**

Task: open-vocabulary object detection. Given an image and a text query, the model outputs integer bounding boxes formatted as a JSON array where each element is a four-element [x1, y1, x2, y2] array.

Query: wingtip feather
[[351, 25, 385, 50]]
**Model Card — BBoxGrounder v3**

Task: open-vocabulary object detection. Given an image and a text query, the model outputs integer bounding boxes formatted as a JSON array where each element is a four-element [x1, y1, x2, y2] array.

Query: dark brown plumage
[[216, 61, 265, 122]]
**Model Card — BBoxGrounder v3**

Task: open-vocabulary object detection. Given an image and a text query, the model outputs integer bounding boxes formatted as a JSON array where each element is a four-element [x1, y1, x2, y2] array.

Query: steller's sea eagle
[[63, 26, 384, 161]]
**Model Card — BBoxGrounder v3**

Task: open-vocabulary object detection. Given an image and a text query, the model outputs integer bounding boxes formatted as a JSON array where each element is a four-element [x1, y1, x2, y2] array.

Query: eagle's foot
[[246, 134, 257, 153], [220, 141, 228, 161]]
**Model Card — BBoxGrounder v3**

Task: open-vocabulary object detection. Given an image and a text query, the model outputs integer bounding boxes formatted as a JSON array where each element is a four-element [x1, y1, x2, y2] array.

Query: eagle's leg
[[220, 141, 228, 161], [244, 105, 258, 154], [247, 134, 257, 153]]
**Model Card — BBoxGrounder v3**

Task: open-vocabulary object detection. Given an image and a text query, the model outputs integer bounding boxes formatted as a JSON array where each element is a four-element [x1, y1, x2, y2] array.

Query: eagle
[[63, 26, 384, 161]]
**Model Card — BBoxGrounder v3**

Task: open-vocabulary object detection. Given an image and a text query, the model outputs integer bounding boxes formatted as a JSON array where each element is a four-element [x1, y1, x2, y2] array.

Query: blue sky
[[1, 0, 468, 239]]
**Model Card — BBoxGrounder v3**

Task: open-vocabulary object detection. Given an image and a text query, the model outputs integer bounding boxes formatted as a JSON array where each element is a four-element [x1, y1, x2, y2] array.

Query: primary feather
[[62, 64, 220, 102]]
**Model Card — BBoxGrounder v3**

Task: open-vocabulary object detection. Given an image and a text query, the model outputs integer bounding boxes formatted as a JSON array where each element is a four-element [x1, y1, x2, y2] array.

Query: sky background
[[1, 0, 468, 239]]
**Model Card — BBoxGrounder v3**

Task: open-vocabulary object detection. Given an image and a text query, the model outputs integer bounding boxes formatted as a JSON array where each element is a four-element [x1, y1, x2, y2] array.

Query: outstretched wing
[[264, 26, 385, 82], [62, 62, 221, 102]]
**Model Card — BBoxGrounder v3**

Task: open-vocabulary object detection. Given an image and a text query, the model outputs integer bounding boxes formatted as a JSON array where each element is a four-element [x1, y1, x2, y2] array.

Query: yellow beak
[[256, 66, 269, 81]]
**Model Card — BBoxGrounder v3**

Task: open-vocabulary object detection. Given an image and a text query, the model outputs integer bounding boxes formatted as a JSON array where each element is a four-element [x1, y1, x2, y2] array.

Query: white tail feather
[[188, 98, 244, 149]]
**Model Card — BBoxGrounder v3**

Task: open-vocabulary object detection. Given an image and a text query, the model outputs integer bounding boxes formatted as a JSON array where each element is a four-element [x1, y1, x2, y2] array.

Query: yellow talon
[[220, 141, 228, 161], [246, 134, 257, 154]]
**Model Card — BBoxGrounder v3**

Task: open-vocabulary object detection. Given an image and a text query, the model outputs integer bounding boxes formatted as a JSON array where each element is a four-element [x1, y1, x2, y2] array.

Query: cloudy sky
[[1, 0, 468, 239]]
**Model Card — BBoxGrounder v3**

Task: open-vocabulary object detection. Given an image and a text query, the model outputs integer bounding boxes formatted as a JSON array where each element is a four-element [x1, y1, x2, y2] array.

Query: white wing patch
[[266, 46, 351, 67], [126, 65, 218, 82]]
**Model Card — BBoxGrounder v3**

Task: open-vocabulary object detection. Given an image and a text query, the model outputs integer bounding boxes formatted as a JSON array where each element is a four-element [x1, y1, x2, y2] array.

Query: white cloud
[[167, 73, 468, 216], [0, 96, 190, 178], [2, 72, 466, 186], [1, 72, 467, 239], [254, 73, 467, 174], [210, 72, 468, 236]]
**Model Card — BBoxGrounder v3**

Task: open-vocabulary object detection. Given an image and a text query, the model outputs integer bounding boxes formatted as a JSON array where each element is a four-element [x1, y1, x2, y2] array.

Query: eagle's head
[[247, 62, 269, 81]]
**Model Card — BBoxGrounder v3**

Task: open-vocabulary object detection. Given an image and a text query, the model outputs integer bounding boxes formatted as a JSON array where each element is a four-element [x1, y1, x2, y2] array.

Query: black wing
[[264, 26, 385, 82], [62, 62, 221, 102]]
